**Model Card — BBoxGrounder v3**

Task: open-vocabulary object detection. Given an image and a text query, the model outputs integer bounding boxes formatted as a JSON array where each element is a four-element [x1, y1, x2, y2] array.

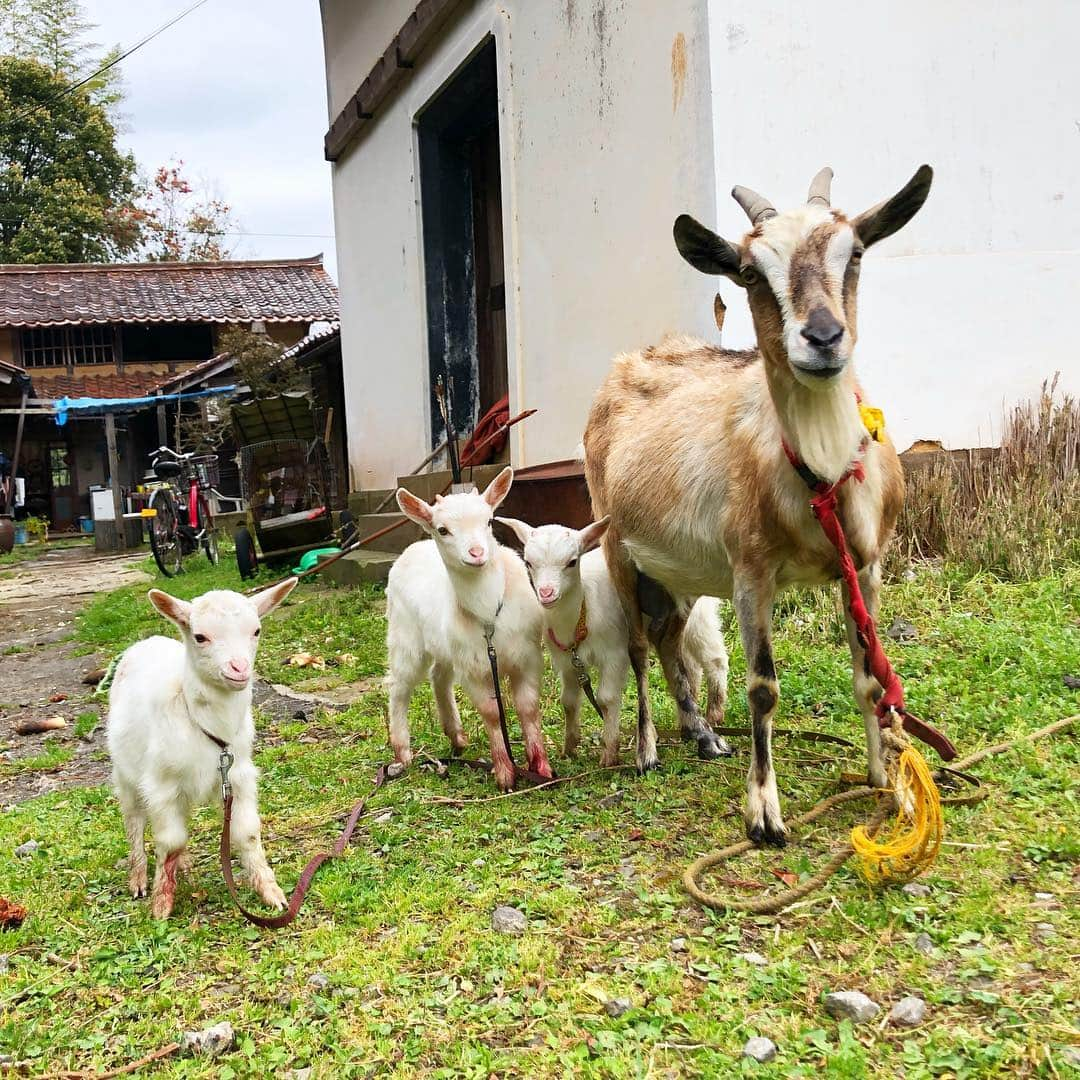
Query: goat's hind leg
[[603, 530, 659, 772], [647, 586, 731, 760], [734, 574, 786, 846]]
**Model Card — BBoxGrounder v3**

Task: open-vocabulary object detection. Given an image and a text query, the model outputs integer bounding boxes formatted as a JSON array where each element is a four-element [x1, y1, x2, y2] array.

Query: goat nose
[[468, 545, 486, 560], [801, 307, 845, 348], [227, 658, 250, 678], [538, 585, 555, 599]]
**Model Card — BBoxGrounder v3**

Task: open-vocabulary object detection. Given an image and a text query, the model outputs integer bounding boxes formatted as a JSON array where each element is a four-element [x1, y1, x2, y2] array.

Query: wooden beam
[[104, 412, 126, 551], [323, 0, 467, 162]]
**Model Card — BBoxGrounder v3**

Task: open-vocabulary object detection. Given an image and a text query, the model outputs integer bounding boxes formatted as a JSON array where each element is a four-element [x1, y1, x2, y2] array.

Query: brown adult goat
[[583, 166, 932, 845]]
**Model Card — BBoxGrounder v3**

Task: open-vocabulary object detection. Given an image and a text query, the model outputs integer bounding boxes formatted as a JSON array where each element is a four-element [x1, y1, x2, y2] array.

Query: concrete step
[[347, 488, 395, 516], [321, 548, 397, 588], [396, 464, 504, 502], [355, 512, 424, 553]]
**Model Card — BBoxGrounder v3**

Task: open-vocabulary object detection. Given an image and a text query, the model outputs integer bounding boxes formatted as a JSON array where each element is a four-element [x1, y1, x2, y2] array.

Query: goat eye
[[851, 249, 864, 263], [194, 633, 209, 644], [741, 266, 759, 285], [524, 561, 533, 570], [566, 558, 578, 568], [253, 628, 261, 638], [437, 526, 450, 536]]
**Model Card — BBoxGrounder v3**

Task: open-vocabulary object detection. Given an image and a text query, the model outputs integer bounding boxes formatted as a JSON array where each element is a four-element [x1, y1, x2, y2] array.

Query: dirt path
[[0, 545, 152, 803], [1, 545, 316, 805]]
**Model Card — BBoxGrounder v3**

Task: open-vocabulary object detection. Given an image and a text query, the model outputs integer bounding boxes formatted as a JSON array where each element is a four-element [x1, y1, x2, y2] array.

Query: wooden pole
[[156, 393, 168, 447], [3, 387, 28, 513], [105, 412, 126, 551]]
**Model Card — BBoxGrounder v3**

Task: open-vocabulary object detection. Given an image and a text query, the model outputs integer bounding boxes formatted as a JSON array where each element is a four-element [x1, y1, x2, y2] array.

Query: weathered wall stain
[[671, 31, 687, 114]]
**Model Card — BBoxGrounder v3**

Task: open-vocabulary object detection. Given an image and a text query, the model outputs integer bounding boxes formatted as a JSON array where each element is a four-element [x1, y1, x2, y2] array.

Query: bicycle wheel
[[197, 492, 219, 565], [148, 489, 183, 577]]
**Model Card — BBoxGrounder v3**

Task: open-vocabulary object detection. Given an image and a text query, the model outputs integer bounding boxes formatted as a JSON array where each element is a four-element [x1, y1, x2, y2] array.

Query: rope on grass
[[683, 713, 1078, 915]]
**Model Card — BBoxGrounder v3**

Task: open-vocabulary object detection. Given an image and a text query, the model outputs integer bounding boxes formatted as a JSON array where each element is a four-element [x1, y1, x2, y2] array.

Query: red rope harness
[[782, 438, 958, 762]]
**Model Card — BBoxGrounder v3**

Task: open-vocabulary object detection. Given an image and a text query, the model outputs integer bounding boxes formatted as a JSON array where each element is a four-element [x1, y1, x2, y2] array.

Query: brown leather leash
[[200, 726, 397, 929]]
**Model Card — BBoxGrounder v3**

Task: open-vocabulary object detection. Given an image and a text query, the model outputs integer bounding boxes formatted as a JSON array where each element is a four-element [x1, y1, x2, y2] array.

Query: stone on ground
[[491, 905, 527, 935], [605, 997, 632, 1018], [180, 1021, 235, 1057], [823, 990, 880, 1023], [890, 995, 927, 1027], [902, 882, 931, 898], [737, 951, 769, 966], [743, 1036, 777, 1063], [14, 840, 39, 857]]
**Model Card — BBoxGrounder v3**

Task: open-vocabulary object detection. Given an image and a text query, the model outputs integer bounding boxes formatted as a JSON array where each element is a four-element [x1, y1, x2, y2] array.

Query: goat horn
[[731, 185, 776, 225], [807, 166, 833, 207]]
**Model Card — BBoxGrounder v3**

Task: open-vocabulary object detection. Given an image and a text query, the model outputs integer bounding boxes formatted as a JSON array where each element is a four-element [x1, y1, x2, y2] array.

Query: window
[[21, 326, 115, 367], [121, 323, 214, 364], [49, 446, 71, 489]]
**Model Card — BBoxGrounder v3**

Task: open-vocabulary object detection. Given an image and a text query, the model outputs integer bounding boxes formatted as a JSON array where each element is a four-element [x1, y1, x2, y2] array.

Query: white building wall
[[706, 0, 1080, 451], [323, 0, 718, 488]]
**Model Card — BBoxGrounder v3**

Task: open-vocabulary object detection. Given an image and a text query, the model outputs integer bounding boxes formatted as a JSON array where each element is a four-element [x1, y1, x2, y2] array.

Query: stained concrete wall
[[322, 0, 1077, 487], [322, 0, 718, 488], [706, 0, 1080, 451]]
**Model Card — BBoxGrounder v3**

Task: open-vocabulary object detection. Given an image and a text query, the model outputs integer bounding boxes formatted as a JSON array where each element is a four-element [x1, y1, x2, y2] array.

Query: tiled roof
[[281, 320, 340, 360], [151, 352, 235, 394], [0, 256, 339, 328], [31, 370, 167, 401]]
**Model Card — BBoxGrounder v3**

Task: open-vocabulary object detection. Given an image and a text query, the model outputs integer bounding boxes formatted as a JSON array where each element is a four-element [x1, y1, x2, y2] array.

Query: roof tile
[[0, 257, 339, 327]]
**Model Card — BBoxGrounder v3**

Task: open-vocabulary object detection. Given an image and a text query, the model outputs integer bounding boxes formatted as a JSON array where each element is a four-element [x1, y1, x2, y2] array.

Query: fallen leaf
[[0, 897, 28, 930], [771, 868, 798, 887], [627, 828, 644, 842], [48, 692, 67, 703], [286, 652, 326, 670], [82, 668, 107, 685], [338, 653, 358, 666]]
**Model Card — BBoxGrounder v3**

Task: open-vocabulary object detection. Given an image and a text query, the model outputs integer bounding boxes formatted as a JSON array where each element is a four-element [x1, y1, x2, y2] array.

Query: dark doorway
[[418, 37, 508, 449], [48, 442, 75, 529]]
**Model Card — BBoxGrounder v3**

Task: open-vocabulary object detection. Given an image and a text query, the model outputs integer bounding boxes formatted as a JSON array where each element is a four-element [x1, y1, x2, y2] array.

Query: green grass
[[72, 710, 99, 741], [0, 738, 73, 778], [1, 560, 1078, 1077], [0, 537, 92, 567]]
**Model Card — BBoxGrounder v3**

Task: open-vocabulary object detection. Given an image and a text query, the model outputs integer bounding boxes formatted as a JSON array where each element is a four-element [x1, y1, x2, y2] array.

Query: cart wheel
[[339, 509, 356, 546], [235, 527, 258, 580]]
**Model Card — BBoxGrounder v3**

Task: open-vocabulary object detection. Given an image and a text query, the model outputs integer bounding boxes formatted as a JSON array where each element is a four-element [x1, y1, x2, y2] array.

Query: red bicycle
[[147, 446, 220, 577]]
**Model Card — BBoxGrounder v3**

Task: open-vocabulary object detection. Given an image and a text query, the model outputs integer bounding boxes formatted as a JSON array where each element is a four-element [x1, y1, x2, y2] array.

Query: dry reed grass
[[889, 376, 1079, 580]]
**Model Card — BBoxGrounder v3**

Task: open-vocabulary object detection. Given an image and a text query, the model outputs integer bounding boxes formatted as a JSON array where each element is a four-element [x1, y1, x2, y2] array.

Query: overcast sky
[[85, 0, 338, 279]]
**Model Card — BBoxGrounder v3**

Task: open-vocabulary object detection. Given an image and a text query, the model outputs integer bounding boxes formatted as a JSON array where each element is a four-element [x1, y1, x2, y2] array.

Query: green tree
[[0, 56, 139, 262], [0, 0, 122, 107]]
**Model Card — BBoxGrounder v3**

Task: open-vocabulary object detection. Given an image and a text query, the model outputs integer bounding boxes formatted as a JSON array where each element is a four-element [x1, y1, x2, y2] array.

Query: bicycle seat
[[153, 460, 183, 479]]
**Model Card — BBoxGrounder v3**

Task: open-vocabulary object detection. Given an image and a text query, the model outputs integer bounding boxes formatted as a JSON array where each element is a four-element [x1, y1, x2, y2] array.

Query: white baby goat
[[387, 466, 549, 791], [107, 579, 296, 919], [500, 517, 730, 767]]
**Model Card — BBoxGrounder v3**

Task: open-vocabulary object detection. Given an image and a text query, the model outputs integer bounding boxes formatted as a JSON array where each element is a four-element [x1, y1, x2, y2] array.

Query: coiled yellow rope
[[851, 739, 943, 886]]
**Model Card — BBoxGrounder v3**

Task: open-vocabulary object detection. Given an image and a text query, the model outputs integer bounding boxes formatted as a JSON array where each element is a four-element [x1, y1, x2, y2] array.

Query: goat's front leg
[[556, 659, 584, 759], [147, 800, 189, 919], [386, 654, 425, 768], [227, 765, 286, 911], [733, 573, 786, 846], [596, 654, 629, 768], [467, 680, 517, 792], [510, 665, 552, 779], [842, 561, 888, 789]]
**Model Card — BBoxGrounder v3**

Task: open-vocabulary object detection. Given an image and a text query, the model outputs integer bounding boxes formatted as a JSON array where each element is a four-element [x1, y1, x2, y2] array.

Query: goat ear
[[252, 577, 297, 618], [673, 215, 742, 280], [496, 516, 532, 546], [482, 466, 513, 508], [851, 164, 933, 248], [578, 515, 611, 553], [396, 488, 433, 527], [148, 589, 191, 629]]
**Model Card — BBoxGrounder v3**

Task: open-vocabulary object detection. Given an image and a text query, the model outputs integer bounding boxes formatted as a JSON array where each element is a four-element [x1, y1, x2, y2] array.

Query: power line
[[9, 0, 213, 126]]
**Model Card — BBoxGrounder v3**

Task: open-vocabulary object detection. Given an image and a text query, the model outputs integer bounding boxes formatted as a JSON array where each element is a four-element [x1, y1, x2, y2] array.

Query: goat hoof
[[636, 754, 661, 775], [746, 822, 788, 848], [695, 731, 733, 759]]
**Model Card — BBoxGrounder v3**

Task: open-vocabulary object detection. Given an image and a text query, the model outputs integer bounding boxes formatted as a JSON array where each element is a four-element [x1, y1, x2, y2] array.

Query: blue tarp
[[53, 385, 238, 426]]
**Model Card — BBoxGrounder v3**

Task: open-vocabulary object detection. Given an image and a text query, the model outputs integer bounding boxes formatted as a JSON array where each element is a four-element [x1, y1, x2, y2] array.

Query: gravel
[[890, 995, 927, 1027], [491, 905, 527, 935], [823, 990, 880, 1024], [742, 1036, 777, 1063]]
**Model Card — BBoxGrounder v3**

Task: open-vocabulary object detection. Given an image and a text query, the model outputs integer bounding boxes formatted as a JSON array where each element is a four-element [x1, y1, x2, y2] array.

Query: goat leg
[[734, 576, 787, 846]]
